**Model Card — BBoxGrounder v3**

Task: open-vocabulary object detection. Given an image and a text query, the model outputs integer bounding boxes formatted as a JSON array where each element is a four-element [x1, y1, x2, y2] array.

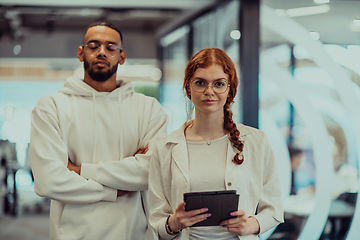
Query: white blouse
[[187, 135, 238, 240]]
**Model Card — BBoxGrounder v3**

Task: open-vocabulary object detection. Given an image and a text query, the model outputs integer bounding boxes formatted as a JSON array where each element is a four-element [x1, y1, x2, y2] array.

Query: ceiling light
[[349, 19, 360, 32], [274, 9, 286, 17], [314, 0, 329, 4], [353, 19, 360, 26], [64, 8, 104, 17], [276, 5, 330, 18], [13, 44, 21, 55], [151, 68, 162, 81], [230, 30, 241, 40], [309, 31, 320, 40]]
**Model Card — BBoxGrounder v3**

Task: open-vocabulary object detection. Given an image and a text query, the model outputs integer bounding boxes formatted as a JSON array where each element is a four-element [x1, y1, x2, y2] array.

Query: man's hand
[[67, 160, 81, 175], [117, 190, 132, 196], [135, 146, 148, 155], [67, 146, 148, 196], [116, 146, 148, 197]]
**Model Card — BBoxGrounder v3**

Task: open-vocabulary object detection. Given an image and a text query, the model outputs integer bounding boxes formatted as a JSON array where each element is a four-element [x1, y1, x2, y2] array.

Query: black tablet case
[[184, 190, 239, 227]]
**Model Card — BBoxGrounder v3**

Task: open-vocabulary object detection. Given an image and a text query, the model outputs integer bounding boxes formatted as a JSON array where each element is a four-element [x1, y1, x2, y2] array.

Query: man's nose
[[97, 45, 107, 55]]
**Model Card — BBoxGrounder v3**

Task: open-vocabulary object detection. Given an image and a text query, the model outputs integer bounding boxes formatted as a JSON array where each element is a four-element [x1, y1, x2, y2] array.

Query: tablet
[[184, 190, 239, 227]]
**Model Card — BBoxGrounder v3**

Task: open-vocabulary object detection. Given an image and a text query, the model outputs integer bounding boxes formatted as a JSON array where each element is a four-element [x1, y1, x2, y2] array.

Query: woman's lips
[[202, 99, 217, 104]]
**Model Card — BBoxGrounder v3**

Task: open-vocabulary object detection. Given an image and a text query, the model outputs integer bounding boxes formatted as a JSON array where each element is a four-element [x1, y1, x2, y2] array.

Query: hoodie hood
[[58, 75, 134, 162], [59, 76, 134, 99]]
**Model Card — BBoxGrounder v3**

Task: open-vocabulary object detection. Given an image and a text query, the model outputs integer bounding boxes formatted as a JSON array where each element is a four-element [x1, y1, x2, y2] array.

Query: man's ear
[[77, 46, 84, 62], [119, 50, 126, 65]]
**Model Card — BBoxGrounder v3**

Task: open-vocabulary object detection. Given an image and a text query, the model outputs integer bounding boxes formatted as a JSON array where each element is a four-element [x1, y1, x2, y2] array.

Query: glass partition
[[260, 1, 360, 239], [159, 25, 190, 133]]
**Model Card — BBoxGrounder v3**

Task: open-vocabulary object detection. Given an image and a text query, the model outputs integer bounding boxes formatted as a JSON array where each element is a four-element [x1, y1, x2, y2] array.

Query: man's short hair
[[84, 21, 123, 43]]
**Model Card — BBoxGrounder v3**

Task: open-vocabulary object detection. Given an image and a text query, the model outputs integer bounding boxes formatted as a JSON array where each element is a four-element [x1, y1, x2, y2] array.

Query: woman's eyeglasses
[[190, 79, 230, 94]]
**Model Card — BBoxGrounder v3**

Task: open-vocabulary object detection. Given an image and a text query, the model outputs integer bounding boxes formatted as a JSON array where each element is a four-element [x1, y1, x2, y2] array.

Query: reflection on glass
[[260, 2, 360, 240]]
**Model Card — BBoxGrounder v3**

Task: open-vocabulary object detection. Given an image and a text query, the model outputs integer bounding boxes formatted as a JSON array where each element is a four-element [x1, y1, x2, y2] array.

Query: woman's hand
[[219, 209, 260, 236], [167, 202, 210, 233]]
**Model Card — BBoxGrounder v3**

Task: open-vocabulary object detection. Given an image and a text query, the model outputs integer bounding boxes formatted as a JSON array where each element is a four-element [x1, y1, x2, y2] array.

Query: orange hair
[[183, 48, 244, 165]]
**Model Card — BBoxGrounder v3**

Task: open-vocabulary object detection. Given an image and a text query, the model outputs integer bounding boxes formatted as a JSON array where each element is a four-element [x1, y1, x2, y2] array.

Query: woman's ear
[[186, 83, 191, 99], [77, 46, 84, 62]]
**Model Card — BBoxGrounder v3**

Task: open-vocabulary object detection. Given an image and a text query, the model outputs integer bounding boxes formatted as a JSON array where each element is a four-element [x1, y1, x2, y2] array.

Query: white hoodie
[[29, 76, 168, 240]]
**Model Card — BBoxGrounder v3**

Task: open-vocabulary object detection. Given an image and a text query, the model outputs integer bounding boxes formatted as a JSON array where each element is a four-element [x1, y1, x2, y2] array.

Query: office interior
[[0, 0, 359, 239]]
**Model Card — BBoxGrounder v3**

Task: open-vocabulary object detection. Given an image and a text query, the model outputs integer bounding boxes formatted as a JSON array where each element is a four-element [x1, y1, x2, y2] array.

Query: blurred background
[[0, 0, 359, 239]]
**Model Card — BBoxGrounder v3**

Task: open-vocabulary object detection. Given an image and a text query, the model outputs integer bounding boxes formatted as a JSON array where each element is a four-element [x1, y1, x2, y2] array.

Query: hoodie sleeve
[[80, 97, 169, 191], [30, 96, 117, 204]]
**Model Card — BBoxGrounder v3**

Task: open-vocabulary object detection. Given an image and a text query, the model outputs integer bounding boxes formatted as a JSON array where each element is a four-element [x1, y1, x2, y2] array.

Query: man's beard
[[84, 58, 118, 82]]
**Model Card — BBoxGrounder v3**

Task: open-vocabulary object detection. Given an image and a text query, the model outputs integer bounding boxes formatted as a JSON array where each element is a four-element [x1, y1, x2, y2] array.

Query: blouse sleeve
[[254, 133, 284, 234], [148, 144, 176, 240]]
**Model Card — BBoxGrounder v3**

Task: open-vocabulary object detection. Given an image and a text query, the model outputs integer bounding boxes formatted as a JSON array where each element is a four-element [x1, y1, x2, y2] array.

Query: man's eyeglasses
[[83, 42, 123, 56], [190, 79, 230, 94]]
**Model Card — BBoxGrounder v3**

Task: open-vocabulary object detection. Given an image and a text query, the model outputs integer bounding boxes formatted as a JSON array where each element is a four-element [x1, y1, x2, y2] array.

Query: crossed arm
[[67, 146, 149, 196], [30, 97, 168, 204]]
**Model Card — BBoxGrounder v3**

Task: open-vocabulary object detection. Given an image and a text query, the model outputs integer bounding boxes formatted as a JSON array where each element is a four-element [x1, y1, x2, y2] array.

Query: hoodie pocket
[[59, 203, 89, 240]]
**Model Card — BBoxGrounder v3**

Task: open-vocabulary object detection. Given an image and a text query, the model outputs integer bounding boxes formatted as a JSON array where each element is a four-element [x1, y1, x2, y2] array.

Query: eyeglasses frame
[[190, 79, 230, 94], [82, 43, 123, 56]]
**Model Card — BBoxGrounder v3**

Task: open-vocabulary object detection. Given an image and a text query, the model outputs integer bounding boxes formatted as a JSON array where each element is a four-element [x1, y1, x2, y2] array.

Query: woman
[[149, 48, 284, 240]]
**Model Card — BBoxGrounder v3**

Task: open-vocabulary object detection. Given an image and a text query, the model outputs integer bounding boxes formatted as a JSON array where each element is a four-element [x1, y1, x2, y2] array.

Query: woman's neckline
[[186, 133, 229, 145]]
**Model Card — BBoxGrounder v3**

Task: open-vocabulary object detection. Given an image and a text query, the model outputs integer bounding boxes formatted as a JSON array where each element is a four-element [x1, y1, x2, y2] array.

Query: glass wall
[[160, 0, 360, 239], [260, 1, 360, 239], [160, 25, 190, 133]]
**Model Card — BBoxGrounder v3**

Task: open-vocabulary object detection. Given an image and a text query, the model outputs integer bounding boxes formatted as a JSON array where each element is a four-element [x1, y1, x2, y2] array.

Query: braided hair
[[183, 48, 244, 165]]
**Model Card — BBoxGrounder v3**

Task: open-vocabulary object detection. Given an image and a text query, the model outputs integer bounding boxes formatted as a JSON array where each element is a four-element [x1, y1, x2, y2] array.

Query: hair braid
[[224, 107, 244, 165]]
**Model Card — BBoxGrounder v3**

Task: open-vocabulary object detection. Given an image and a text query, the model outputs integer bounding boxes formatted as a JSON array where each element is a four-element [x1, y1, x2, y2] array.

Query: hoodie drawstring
[[64, 95, 76, 163], [92, 92, 97, 163], [117, 87, 123, 160]]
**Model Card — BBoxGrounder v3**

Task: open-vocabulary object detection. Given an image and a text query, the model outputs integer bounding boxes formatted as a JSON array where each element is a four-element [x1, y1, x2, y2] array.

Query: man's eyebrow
[[85, 40, 118, 45], [86, 40, 100, 44]]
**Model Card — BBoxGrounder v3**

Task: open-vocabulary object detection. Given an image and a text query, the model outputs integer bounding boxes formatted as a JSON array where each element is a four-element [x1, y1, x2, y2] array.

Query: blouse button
[[227, 182, 232, 186]]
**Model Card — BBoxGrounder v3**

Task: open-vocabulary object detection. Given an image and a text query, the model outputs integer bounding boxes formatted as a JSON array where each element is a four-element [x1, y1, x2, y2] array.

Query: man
[[29, 21, 168, 240]]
